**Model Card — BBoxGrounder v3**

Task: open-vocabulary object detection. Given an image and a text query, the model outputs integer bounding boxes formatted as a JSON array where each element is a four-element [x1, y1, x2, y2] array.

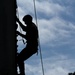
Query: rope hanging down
[[33, 0, 45, 75]]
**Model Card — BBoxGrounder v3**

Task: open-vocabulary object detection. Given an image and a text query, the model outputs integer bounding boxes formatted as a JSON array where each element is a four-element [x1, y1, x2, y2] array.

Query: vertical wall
[[0, 0, 16, 75]]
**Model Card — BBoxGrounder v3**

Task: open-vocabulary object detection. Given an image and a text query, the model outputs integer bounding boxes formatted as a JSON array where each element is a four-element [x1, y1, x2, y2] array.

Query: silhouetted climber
[[68, 72, 75, 75], [16, 15, 38, 75], [68, 73, 73, 75], [73, 72, 75, 75]]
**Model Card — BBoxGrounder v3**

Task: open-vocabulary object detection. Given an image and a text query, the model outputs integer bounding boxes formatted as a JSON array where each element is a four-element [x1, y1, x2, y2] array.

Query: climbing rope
[[33, 0, 45, 75]]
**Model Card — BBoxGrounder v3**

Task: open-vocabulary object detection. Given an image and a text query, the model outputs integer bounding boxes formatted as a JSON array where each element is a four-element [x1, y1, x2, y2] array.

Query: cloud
[[16, 0, 34, 18], [25, 55, 75, 75], [16, 0, 75, 22], [17, 36, 26, 53], [17, 0, 66, 19], [16, 0, 75, 47], [16, 1, 75, 74], [35, 1, 65, 17], [38, 17, 75, 46]]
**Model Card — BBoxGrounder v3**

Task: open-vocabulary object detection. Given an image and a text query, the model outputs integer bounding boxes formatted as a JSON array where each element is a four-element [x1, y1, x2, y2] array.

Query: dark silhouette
[[68, 73, 73, 75], [73, 72, 75, 75], [16, 15, 38, 75], [68, 72, 75, 75]]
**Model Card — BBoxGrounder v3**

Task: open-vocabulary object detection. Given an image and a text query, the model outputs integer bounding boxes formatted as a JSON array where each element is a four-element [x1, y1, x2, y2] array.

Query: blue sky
[[16, 0, 75, 75]]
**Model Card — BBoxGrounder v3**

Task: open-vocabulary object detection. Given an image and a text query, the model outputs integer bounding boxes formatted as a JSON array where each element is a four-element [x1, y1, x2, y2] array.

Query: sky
[[16, 0, 75, 75]]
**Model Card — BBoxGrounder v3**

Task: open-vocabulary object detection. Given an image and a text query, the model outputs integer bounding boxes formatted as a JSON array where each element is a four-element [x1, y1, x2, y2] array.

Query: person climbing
[[16, 15, 38, 75]]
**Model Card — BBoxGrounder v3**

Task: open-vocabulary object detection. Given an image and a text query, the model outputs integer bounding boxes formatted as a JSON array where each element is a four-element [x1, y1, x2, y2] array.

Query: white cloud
[[35, 1, 65, 16], [38, 17, 75, 46], [17, 0, 34, 16], [17, 0, 66, 19], [16, 0, 75, 53], [24, 55, 75, 75], [16, 0, 75, 75]]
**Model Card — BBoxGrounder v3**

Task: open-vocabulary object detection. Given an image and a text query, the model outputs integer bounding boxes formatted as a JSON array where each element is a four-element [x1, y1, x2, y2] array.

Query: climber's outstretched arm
[[16, 17, 27, 31], [16, 31, 26, 39]]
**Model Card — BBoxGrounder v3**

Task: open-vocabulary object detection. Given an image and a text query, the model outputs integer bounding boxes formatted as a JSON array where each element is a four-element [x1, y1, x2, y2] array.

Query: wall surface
[[0, 0, 16, 75]]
